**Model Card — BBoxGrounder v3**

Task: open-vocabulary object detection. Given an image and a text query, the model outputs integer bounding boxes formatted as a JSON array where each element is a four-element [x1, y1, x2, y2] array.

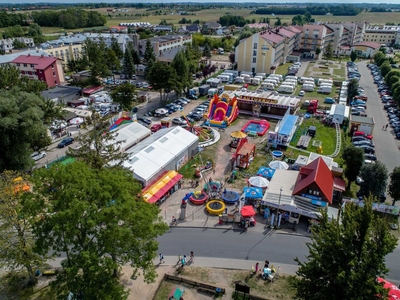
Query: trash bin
[[179, 205, 186, 220]]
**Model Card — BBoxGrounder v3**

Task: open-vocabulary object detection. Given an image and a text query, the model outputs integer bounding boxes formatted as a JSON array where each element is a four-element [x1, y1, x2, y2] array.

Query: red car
[[353, 131, 373, 140], [150, 124, 162, 133]]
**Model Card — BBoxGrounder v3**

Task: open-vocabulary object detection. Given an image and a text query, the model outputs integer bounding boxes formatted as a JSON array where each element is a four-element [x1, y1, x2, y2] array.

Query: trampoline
[[203, 181, 221, 191], [190, 192, 209, 205], [206, 200, 226, 215], [221, 190, 240, 204]]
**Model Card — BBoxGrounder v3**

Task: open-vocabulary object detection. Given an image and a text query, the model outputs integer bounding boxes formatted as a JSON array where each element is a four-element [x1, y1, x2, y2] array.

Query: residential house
[[186, 24, 201, 33], [110, 26, 128, 33], [153, 25, 173, 32], [0, 37, 34, 53], [138, 35, 192, 57], [364, 25, 399, 46], [299, 24, 329, 59], [202, 22, 221, 34], [11, 54, 65, 88], [0, 48, 49, 66], [351, 41, 381, 58]]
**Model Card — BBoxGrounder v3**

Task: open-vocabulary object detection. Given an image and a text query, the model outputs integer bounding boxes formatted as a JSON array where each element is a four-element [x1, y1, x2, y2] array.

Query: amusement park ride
[[204, 92, 239, 128]]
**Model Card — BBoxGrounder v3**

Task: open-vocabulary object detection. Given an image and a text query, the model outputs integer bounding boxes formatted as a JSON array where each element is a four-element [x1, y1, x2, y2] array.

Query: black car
[[396, 132, 400, 139], [188, 113, 203, 121], [187, 94, 198, 100], [57, 137, 74, 148], [353, 141, 374, 147], [364, 153, 377, 161], [356, 145, 375, 154], [352, 136, 370, 142], [138, 117, 152, 125]]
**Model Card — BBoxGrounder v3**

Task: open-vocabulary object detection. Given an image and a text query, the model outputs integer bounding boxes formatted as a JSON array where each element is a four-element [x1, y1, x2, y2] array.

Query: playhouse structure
[[205, 92, 239, 128], [232, 137, 256, 169]]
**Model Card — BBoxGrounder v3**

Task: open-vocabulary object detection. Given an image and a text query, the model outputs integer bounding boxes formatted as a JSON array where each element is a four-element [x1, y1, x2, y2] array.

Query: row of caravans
[[277, 75, 298, 93], [260, 74, 283, 90]]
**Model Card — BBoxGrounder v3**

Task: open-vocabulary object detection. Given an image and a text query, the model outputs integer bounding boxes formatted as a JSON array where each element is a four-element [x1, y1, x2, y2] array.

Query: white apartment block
[[364, 25, 400, 46], [0, 37, 35, 53], [138, 35, 192, 56]]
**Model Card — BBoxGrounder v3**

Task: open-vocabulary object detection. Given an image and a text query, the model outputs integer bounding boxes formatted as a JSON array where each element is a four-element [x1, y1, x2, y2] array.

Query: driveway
[[358, 61, 400, 175], [296, 60, 310, 78]]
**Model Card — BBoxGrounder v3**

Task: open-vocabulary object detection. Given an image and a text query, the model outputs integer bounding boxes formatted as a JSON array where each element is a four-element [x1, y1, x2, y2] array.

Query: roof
[[61, 110, 78, 121], [262, 169, 299, 206], [279, 115, 298, 136], [260, 31, 285, 45], [237, 142, 256, 156], [82, 86, 103, 95], [41, 85, 82, 100], [204, 22, 221, 29], [350, 115, 375, 125], [303, 24, 326, 38], [333, 104, 346, 115], [292, 157, 334, 204], [113, 122, 151, 151], [354, 41, 381, 49], [276, 27, 296, 38], [11, 54, 57, 70]]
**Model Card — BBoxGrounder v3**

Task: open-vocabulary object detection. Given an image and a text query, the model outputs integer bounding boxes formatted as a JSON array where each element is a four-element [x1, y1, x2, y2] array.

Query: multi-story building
[[138, 35, 192, 57], [0, 37, 35, 53], [11, 54, 65, 88], [298, 24, 329, 59], [364, 25, 399, 46], [41, 43, 83, 69], [0, 49, 49, 66]]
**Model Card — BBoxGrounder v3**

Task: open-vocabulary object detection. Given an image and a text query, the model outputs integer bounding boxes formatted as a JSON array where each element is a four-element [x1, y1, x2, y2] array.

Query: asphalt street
[[157, 228, 400, 282], [358, 61, 400, 174]]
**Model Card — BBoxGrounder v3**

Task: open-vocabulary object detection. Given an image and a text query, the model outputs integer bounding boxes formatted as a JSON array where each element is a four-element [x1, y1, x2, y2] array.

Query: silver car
[[31, 151, 46, 161]]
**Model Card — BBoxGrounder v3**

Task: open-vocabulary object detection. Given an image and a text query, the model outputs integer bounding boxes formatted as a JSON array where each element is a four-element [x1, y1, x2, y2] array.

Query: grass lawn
[[290, 118, 337, 156], [333, 67, 346, 78], [302, 88, 338, 102], [153, 281, 176, 300], [179, 144, 217, 179], [275, 63, 292, 76]]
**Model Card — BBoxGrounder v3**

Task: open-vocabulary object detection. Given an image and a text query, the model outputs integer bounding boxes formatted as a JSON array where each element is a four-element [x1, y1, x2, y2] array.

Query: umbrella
[[69, 117, 84, 125], [241, 205, 256, 217], [269, 161, 289, 170], [243, 187, 263, 199], [249, 176, 270, 188], [257, 166, 276, 179], [231, 131, 247, 139], [377, 278, 400, 300]]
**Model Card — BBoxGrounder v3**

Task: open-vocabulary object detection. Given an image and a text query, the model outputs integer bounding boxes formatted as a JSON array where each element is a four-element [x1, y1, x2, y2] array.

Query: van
[[218, 48, 224, 54], [302, 84, 314, 92], [277, 85, 294, 93]]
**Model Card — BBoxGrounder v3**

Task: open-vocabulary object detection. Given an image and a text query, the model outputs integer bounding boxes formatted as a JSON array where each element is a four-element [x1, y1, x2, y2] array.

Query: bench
[[296, 135, 311, 149], [247, 131, 258, 138]]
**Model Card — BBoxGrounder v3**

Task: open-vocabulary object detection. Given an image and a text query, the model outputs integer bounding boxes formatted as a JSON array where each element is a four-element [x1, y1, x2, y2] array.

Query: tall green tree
[[387, 75, 400, 90], [0, 171, 46, 285], [274, 17, 282, 26], [342, 145, 365, 188], [143, 39, 156, 63], [385, 70, 400, 85], [170, 50, 191, 94], [67, 114, 129, 170], [359, 161, 388, 199], [380, 60, 392, 77], [131, 48, 141, 67], [147, 61, 178, 103], [324, 42, 333, 60], [203, 43, 211, 59], [83, 39, 111, 86], [0, 88, 49, 172], [315, 47, 321, 57], [350, 50, 357, 62], [388, 166, 400, 206], [347, 78, 359, 105], [26, 162, 168, 299], [123, 48, 135, 79], [293, 198, 397, 300], [374, 52, 386, 66], [110, 36, 123, 59], [110, 82, 137, 111], [144, 58, 154, 81], [105, 48, 121, 75]]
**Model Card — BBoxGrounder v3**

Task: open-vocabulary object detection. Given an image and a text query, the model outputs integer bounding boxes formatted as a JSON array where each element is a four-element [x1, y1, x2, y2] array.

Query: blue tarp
[[243, 187, 263, 199], [257, 166, 276, 179], [279, 115, 298, 136]]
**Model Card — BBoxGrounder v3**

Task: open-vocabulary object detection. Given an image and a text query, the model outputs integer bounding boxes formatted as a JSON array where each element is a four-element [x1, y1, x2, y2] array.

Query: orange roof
[[354, 41, 381, 49], [237, 142, 256, 156], [292, 157, 334, 204]]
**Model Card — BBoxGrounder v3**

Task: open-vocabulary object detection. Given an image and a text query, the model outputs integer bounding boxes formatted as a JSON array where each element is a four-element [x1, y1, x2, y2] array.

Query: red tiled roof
[[292, 157, 334, 204], [354, 41, 381, 49], [260, 31, 285, 44], [288, 25, 303, 33], [333, 177, 346, 192], [277, 27, 296, 38], [11, 55, 57, 70], [324, 26, 334, 34]]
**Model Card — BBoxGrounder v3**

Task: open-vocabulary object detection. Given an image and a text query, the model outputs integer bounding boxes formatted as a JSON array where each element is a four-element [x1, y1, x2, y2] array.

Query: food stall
[[240, 205, 256, 228]]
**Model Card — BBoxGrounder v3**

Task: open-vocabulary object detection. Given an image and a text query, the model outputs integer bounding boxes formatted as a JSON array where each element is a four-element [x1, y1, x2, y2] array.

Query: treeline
[[255, 5, 362, 16], [31, 9, 106, 29], [219, 15, 248, 27], [0, 12, 29, 28]]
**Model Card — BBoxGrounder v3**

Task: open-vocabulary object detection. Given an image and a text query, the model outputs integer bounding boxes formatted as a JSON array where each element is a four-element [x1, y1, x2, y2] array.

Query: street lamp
[[275, 187, 283, 228]]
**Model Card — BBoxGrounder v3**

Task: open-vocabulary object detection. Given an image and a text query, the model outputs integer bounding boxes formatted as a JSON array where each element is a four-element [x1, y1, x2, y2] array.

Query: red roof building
[[11, 54, 65, 88], [292, 157, 336, 204]]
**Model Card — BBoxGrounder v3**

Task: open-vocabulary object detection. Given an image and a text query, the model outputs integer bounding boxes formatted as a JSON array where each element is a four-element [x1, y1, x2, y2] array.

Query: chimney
[[27, 54, 31, 57], [41, 54, 44, 58]]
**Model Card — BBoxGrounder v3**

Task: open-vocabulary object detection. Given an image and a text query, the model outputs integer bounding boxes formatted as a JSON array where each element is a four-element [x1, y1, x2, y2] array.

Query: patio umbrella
[[69, 117, 84, 125], [377, 278, 400, 300], [269, 161, 289, 170], [248, 176, 270, 188], [257, 166, 276, 179], [241, 205, 256, 217], [231, 131, 247, 139]]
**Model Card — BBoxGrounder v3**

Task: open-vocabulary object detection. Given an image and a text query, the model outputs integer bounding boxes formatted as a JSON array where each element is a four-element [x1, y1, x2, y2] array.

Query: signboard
[[240, 96, 278, 104], [235, 283, 250, 294], [311, 199, 328, 207]]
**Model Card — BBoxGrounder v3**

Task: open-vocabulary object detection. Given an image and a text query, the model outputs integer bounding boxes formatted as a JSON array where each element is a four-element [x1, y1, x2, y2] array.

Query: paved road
[[358, 61, 400, 174], [157, 228, 400, 282]]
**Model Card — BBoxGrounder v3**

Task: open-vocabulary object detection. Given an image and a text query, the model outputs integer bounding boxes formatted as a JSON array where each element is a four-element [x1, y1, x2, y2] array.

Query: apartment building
[[11, 54, 65, 88], [364, 25, 399, 46], [138, 35, 192, 57], [298, 24, 329, 59], [41, 43, 83, 69], [0, 37, 35, 53]]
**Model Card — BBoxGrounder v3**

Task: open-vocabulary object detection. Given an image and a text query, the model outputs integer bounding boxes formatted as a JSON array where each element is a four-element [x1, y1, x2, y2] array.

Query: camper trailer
[[282, 81, 296, 88], [264, 78, 279, 85], [317, 86, 332, 94], [251, 78, 261, 86], [217, 75, 230, 83], [302, 84, 315, 92], [269, 74, 283, 81], [285, 75, 298, 81], [318, 79, 333, 86], [199, 84, 211, 96], [261, 82, 275, 90], [208, 88, 218, 97], [241, 71, 253, 76], [277, 85, 294, 93], [224, 70, 239, 78], [299, 77, 314, 84], [221, 73, 234, 82], [285, 78, 297, 85], [303, 80, 315, 86], [234, 77, 245, 84], [255, 73, 266, 79], [206, 78, 221, 88]]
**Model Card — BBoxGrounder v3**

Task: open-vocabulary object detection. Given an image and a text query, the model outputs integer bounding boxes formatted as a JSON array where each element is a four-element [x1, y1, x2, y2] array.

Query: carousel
[[230, 131, 247, 148]]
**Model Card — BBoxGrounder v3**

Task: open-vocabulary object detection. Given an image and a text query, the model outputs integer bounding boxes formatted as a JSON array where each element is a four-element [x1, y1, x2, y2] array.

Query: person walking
[[255, 262, 259, 274], [386, 124, 389, 131], [177, 254, 182, 265], [159, 253, 164, 264], [190, 251, 194, 262]]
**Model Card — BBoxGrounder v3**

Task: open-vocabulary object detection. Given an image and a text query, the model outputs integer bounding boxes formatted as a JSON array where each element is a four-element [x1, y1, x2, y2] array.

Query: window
[[253, 43, 257, 49], [16, 63, 20, 67], [30, 64, 34, 67], [53, 72, 56, 77], [55, 80, 58, 85], [252, 57, 256, 63], [253, 50, 257, 56], [23, 64, 27, 67], [51, 64, 54, 69]]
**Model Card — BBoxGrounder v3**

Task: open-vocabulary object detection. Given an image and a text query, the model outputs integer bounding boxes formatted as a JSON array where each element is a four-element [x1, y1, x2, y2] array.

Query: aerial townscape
[[2, 1, 400, 299]]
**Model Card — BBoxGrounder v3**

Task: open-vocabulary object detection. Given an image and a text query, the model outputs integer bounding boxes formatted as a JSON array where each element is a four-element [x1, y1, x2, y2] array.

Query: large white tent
[[114, 122, 151, 152], [124, 126, 199, 186]]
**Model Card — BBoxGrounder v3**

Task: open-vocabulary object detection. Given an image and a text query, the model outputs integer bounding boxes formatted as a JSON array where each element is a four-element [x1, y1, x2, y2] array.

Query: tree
[[342, 145, 365, 188], [359, 161, 388, 199], [27, 23, 45, 44], [147, 61, 178, 104], [0, 171, 46, 285], [350, 50, 357, 62], [385, 69, 400, 85], [170, 50, 191, 94], [374, 52, 386, 66], [105, 48, 121, 75], [0, 88, 49, 172], [144, 58, 154, 81], [203, 43, 211, 59], [347, 78, 359, 105], [110, 36, 123, 59], [123, 48, 135, 79], [110, 82, 137, 111], [293, 198, 397, 300], [304, 11, 312, 22], [388, 167, 400, 206], [387, 75, 399, 90], [131, 48, 141, 66], [143, 39, 155, 63], [67, 114, 129, 170], [274, 17, 282, 26], [380, 61, 392, 77], [3, 25, 24, 39], [13, 39, 26, 49], [325, 42, 333, 60], [229, 53, 235, 64], [83, 39, 111, 86], [26, 161, 168, 298], [315, 47, 321, 57]]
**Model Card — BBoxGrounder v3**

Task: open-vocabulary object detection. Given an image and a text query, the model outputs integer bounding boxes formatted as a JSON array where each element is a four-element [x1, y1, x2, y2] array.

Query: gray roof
[[350, 115, 375, 125], [333, 104, 346, 115], [41, 86, 82, 100], [158, 46, 185, 61], [0, 49, 48, 65]]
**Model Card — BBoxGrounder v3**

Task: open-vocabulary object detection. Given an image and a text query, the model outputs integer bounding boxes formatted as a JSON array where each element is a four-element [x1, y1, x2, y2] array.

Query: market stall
[[240, 205, 256, 228]]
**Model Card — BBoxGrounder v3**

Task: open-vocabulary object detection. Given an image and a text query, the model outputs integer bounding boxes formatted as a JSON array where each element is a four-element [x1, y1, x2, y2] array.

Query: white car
[[172, 118, 188, 127], [142, 83, 149, 88], [299, 90, 305, 96], [31, 151, 46, 161]]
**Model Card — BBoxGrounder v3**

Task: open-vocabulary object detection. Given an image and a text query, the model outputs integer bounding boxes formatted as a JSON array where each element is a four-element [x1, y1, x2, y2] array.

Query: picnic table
[[247, 131, 258, 138], [168, 286, 185, 300]]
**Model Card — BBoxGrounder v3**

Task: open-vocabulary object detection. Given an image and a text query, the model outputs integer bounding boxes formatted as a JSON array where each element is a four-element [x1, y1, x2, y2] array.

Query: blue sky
[[0, 0, 399, 4]]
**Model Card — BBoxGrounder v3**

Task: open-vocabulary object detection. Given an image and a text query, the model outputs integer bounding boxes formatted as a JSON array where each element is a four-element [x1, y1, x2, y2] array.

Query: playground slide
[[213, 101, 228, 121], [226, 99, 238, 124], [108, 117, 132, 131], [206, 95, 218, 119]]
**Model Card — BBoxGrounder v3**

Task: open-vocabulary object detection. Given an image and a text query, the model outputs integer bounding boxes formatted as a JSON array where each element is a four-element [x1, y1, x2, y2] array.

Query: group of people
[[253, 260, 278, 280], [159, 251, 195, 266]]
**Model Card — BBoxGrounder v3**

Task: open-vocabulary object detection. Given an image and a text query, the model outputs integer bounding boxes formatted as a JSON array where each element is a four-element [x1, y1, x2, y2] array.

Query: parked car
[[138, 117, 152, 125], [299, 90, 305, 96], [57, 137, 74, 148], [136, 82, 143, 88], [324, 97, 335, 104], [353, 140, 374, 147], [150, 124, 162, 132], [142, 82, 149, 89], [364, 153, 377, 161], [353, 131, 372, 140], [172, 117, 188, 126], [355, 145, 375, 154], [187, 94, 198, 100], [31, 151, 46, 161]]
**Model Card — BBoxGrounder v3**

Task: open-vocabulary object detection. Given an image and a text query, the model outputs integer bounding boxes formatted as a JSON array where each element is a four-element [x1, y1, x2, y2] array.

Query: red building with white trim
[[11, 54, 65, 88]]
